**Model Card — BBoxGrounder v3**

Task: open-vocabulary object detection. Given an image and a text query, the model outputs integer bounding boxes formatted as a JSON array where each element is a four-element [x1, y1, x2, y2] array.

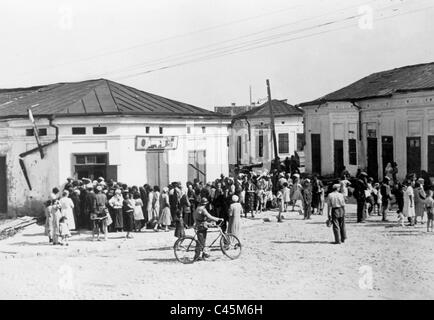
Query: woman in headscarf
[[402, 180, 415, 226], [108, 189, 124, 232], [227, 195, 243, 238], [158, 187, 172, 232], [59, 190, 75, 231], [414, 179, 426, 224]]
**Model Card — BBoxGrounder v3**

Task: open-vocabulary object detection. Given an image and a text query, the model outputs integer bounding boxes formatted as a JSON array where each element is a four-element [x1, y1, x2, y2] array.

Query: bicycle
[[173, 220, 242, 264]]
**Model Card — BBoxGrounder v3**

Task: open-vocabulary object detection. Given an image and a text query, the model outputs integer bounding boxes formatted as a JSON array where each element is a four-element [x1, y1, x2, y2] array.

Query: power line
[[103, 0, 417, 79], [99, 0, 380, 77], [113, 1, 434, 81], [12, 3, 305, 78]]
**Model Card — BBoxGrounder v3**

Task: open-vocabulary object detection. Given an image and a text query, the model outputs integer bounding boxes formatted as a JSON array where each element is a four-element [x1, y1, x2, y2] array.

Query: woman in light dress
[[384, 162, 394, 180], [402, 180, 415, 226], [59, 190, 75, 231], [414, 179, 426, 224], [227, 195, 243, 238], [290, 174, 303, 213], [152, 186, 161, 231], [133, 193, 144, 232], [158, 187, 172, 231]]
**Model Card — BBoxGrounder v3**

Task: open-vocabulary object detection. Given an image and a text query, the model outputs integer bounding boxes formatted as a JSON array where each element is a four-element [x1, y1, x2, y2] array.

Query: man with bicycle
[[193, 197, 224, 261]]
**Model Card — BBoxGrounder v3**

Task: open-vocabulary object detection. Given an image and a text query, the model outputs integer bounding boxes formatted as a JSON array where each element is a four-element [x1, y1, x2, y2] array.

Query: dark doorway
[[367, 137, 378, 181], [236, 136, 242, 165], [333, 140, 344, 176], [407, 137, 421, 175], [311, 134, 321, 175], [381, 136, 394, 179], [74, 154, 108, 181], [146, 152, 169, 187], [0, 156, 7, 213], [428, 136, 434, 175]]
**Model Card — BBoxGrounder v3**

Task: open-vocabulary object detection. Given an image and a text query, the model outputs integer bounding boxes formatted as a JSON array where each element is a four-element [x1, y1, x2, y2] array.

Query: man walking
[[327, 184, 347, 244]]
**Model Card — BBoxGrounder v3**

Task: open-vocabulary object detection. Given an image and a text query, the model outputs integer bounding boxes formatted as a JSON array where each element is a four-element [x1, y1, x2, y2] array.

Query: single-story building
[[228, 99, 304, 171], [300, 62, 434, 181], [0, 79, 230, 217]]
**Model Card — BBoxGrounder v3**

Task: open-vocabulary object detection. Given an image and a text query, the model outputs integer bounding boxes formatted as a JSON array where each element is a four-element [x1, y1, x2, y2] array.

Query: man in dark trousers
[[354, 172, 368, 223], [84, 185, 97, 230], [327, 184, 347, 244], [380, 176, 392, 222]]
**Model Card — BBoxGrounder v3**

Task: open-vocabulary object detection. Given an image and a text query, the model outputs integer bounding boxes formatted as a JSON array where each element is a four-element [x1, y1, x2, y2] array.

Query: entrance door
[[311, 134, 321, 175], [407, 137, 421, 175], [367, 137, 378, 181], [428, 136, 434, 175], [381, 136, 394, 178], [188, 150, 206, 182], [333, 140, 344, 176], [146, 152, 169, 187], [0, 156, 7, 213]]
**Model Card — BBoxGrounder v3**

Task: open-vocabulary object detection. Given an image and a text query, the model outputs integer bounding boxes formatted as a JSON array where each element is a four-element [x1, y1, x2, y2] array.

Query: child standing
[[282, 182, 291, 212], [174, 209, 185, 238], [426, 190, 434, 232], [276, 186, 284, 222], [59, 216, 71, 246]]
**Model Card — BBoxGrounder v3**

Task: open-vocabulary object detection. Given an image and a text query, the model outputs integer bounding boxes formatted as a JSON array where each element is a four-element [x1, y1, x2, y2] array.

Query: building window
[[258, 130, 264, 157], [159, 127, 163, 134], [72, 127, 86, 135], [349, 139, 357, 165], [187, 127, 191, 134], [93, 127, 107, 135], [26, 128, 47, 136], [202, 127, 206, 133], [145, 126, 150, 134], [296, 133, 305, 151], [278, 133, 289, 154]]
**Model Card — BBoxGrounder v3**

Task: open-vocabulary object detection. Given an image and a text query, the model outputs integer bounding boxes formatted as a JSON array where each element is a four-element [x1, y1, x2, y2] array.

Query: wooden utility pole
[[266, 79, 279, 170]]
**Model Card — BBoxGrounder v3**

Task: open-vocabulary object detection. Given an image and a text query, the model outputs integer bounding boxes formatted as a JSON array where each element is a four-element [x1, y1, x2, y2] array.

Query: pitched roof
[[300, 61, 434, 106], [0, 79, 225, 119], [233, 99, 303, 119]]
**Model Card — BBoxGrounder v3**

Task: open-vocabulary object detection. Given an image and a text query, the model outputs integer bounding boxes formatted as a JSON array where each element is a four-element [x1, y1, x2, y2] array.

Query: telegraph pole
[[266, 79, 279, 171]]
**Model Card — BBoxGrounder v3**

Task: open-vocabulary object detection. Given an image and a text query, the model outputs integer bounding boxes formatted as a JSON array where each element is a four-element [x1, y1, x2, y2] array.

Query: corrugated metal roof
[[233, 99, 303, 119], [300, 62, 434, 106], [0, 79, 224, 119]]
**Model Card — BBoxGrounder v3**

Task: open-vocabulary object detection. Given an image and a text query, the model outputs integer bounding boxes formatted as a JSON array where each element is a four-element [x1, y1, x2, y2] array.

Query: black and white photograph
[[0, 0, 433, 302]]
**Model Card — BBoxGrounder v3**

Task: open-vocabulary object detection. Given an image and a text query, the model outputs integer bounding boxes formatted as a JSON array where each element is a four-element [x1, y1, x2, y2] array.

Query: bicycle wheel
[[220, 234, 242, 260], [174, 236, 200, 264]]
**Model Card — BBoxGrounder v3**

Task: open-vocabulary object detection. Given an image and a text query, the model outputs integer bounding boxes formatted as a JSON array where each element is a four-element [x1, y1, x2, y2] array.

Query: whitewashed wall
[[1, 115, 229, 217]]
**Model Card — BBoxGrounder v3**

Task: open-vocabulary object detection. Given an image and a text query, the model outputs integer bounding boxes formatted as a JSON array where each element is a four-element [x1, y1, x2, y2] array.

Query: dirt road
[[0, 204, 433, 300]]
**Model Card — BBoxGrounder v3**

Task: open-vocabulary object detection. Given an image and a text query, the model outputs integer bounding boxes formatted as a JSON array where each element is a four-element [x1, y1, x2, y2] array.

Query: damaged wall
[[2, 119, 59, 218]]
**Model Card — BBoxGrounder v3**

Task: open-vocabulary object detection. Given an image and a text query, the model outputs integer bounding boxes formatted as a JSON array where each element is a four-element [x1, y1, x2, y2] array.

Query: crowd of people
[[44, 159, 434, 249]]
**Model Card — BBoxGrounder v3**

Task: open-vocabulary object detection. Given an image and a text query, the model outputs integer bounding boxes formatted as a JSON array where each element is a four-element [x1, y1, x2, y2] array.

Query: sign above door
[[135, 136, 178, 151]]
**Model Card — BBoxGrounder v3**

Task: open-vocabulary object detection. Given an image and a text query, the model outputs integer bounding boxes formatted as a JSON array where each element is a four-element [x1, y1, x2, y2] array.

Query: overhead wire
[[112, 0, 433, 80]]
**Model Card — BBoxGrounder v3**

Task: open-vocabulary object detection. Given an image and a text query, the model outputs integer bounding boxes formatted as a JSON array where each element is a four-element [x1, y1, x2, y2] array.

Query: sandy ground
[[0, 204, 433, 300]]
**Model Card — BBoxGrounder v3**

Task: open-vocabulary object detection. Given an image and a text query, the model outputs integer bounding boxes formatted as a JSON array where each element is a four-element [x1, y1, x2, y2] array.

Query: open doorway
[[74, 154, 108, 181]]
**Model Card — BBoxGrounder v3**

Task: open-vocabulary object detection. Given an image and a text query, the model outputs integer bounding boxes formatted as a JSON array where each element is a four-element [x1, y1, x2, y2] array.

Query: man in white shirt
[[327, 184, 347, 244]]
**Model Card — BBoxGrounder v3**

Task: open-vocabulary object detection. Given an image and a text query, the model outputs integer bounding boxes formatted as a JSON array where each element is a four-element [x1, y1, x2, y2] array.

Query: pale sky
[[0, 0, 433, 109]]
